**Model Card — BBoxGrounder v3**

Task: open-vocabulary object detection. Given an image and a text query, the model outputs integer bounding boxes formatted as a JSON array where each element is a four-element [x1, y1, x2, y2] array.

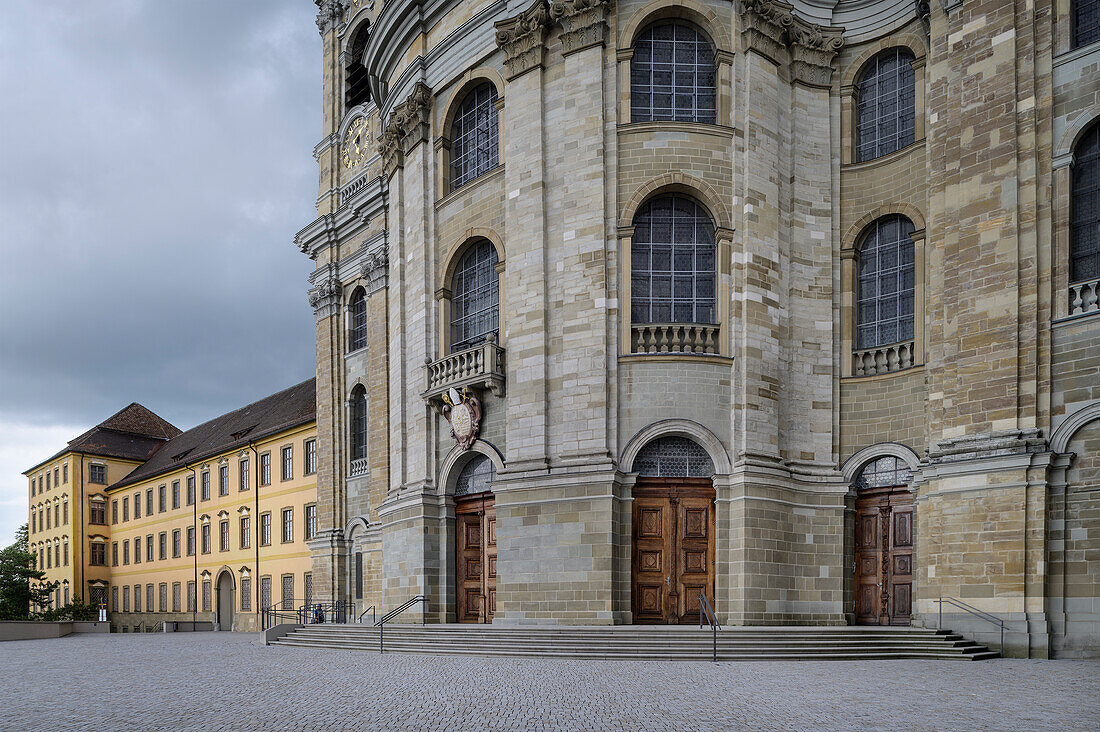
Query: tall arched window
[[631, 196, 716, 324], [631, 22, 716, 124], [450, 82, 499, 191], [855, 48, 916, 162], [635, 436, 714, 477], [454, 454, 496, 497], [1074, 0, 1100, 48], [345, 23, 370, 109], [450, 240, 500, 351], [857, 216, 915, 349], [1072, 121, 1100, 283], [349, 288, 367, 352], [350, 385, 368, 461]]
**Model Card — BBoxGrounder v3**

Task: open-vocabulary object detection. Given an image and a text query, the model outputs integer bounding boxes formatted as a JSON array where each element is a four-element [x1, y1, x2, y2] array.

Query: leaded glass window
[[454, 454, 496, 497], [857, 216, 915, 349], [1074, 0, 1100, 48], [855, 48, 916, 163], [450, 82, 499, 190], [1072, 121, 1100, 283], [631, 196, 716, 324], [350, 385, 368, 461], [281, 575, 294, 610], [853, 456, 913, 490], [350, 288, 368, 352], [635, 436, 714, 477], [631, 22, 717, 124], [450, 240, 500, 350]]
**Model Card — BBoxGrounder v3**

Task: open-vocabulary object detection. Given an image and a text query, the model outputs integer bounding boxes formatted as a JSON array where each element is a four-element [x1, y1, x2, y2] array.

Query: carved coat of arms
[[442, 387, 481, 451]]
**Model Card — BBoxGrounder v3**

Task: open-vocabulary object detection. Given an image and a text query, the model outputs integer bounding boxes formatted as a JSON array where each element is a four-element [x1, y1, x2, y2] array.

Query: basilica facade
[[297, 0, 1100, 657]]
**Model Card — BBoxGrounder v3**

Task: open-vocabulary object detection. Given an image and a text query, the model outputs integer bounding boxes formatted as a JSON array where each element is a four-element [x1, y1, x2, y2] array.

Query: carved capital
[[739, 0, 793, 65], [377, 82, 433, 175], [308, 276, 342, 319], [314, 0, 342, 35], [361, 244, 389, 296], [788, 18, 844, 88], [495, 0, 551, 80], [549, 0, 610, 56]]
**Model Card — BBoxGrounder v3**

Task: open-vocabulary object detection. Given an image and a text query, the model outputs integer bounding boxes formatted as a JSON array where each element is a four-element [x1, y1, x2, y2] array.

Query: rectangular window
[[123, 541, 130, 565], [89, 500, 106, 525], [281, 508, 293, 543], [173, 529, 181, 558], [89, 464, 106, 484], [147, 585, 155, 614], [146, 489, 153, 517], [172, 480, 180, 509], [31, 513, 35, 534], [172, 583, 181, 613], [355, 551, 363, 600], [46, 509, 50, 530], [112, 500, 118, 524], [63, 464, 68, 483], [112, 542, 118, 567], [219, 465, 229, 497], [112, 586, 119, 613], [159, 583, 167, 613], [53, 467, 58, 486], [281, 575, 294, 610], [239, 459, 250, 491], [133, 492, 141, 519], [304, 573, 313, 608], [201, 524, 211, 554], [260, 513, 271, 546], [187, 581, 197, 612], [186, 476, 195, 505], [63, 501, 68, 525], [241, 577, 251, 612], [134, 537, 141, 564], [123, 586, 130, 612], [305, 504, 317, 541], [260, 576, 271, 610], [202, 580, 211, 612], [47, 472, 51, 491], [220, 520, 230, 552], [158, 532, 167, 561], [305, 439, 316, 475], [63, 541, 68, 566], [134, 585, 141, 613], [158, 485, 166, 513], [187, 527, 196, 556], [240, 516, 250, 549], [123, 496, 129, 522], [260, 453, 271, 486], [281, 447, 293, 481], [146, 535, 154, 563], [201, 472, 210, 501], [54, 503, 59, 527]]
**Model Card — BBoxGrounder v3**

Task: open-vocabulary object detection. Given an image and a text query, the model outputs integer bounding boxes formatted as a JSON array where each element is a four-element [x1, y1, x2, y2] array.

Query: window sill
[[843, 139, 925, 170], [435, 165, 504, 208], [618, 352, 732, 365], [841, 363, 924, 382], [617, 121, 735, 138]]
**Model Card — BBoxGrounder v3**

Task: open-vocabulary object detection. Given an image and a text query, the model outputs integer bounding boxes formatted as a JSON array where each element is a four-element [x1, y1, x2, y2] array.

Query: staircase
[[269, 624, 998, 661]]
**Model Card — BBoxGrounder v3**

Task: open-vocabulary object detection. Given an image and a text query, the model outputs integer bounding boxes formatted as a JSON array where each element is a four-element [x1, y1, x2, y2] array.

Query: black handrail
[[699, 592, 721, 662], [261, 599, 346, 630], [376, 595, 428, 653], [357, 605, 376, 624], [935, 596, 1006, 652]]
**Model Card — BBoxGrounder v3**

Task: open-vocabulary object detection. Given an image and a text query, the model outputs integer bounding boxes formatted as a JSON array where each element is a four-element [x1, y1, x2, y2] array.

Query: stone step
[[283, 632, 975, 648]]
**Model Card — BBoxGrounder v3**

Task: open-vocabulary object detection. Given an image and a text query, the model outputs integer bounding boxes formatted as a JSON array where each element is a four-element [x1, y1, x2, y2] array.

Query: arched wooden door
[[853, 457, 915, 626], [216, 571, 234, 631]]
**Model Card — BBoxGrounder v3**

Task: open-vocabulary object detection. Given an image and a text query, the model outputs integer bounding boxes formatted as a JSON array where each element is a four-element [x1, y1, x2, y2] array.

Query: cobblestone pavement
[[0, 633, 1097, 731]]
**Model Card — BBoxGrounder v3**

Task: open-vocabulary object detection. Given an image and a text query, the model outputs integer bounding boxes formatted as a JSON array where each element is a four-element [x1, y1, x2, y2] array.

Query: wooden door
[[632, 479, 715, 624], [854, 488, 914, 625], [455, 494, 495, 623]]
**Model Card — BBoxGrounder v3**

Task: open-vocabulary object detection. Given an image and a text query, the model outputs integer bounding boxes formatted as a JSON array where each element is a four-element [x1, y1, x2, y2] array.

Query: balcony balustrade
[[348, 458, 369, 478], [423, 335, 505, 402], [1069, 277, 1100, 316], [630, 323, 720, 355], [852, 341, 915, 376]]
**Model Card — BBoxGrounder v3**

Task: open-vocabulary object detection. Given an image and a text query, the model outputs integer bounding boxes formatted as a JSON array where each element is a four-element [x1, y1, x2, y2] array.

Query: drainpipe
[[77, 453, 84, 600], [248, 441, 260, 625], [186, 462, 198, 631]]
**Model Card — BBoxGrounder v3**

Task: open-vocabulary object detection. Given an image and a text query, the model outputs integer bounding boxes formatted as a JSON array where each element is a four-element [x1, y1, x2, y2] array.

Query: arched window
[[450, 82, 499, 190], [857, 216, 915, 349], [350, 385, 368, 461], [631, 22, 716, 124], [454, 454, 496, 497], [635, 436, 714, 477], [345, 23, 370, 109], [1072, 121, 1100, 283], [450, 240, 500, 351], [349, 288, 368, 352], [853, 456, 913, 490], [855, 48, 916, 162], [631, 196, 716, 324], [1075, 0, 1100, 48]]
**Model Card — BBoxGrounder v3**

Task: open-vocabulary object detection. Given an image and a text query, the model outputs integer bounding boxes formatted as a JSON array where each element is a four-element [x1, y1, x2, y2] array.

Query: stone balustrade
[[630, 323, 720, 354], [423, 335, 506, 401], [348, 457, 369, 478], [852, 340, 915, 376], [1069, 277, 1100, 316]]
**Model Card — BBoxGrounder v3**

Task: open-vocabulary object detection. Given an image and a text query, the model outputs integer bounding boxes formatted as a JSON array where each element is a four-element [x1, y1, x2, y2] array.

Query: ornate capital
[[495, 0, 551, 80], [361, 245, 389, 296], [377, 82, 433, 175], [549, 0, 610, 56], [788, 19, 844, 88], [739, 0, 794, 65], [308, 276, 342, 319], [314, 0, 342, 35]]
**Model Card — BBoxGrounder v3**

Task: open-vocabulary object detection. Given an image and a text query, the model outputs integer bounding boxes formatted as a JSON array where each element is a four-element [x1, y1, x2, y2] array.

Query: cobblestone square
[[0, 633, 1096, 731]]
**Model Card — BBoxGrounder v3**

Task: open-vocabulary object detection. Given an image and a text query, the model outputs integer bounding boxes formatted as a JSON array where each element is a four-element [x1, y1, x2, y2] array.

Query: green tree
[[0, 524, 58, 620]]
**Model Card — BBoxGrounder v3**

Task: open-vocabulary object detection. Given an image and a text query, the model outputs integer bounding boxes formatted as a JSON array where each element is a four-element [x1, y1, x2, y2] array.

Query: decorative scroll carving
[[361, 245, 389, 296], [495, 0, 551, 80], [377, 82, 433, 175], [314, 0, 342, 35], [739, 0, 794, 65], [308, 276, 342, 319], [789, 19, 844, 88], [549, 0, 611, 56]]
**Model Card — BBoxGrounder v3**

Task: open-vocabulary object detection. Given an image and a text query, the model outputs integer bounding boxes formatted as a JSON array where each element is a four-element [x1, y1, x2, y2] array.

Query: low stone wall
[[72, 621, 111, 634], [0, 621, 73, 641]]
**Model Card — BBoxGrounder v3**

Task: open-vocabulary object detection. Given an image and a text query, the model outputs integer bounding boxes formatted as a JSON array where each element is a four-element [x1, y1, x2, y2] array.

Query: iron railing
[[699, 592, 721, 662], [935, 596, 1005, 653], [357, 605, 376, 624], [261, 599, 346, 630], [376, 595, 428, 653]]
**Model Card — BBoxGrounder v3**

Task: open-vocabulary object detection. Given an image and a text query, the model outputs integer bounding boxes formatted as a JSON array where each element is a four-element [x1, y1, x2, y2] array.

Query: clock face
[[342, 117, 369, 169]]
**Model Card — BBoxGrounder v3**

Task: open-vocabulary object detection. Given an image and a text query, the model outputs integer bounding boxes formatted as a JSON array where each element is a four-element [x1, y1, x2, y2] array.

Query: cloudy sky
[[0, 1, 320, 545]]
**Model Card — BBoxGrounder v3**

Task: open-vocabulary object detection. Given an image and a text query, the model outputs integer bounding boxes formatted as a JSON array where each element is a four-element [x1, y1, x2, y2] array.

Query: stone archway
[[216, 570, 234, 631]]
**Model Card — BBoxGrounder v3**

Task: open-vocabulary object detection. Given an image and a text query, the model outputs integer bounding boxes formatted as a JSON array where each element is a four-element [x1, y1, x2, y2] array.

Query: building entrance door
[[455, 492, 496, 623], [854, 487, 914, 625], [216, 571, 233, 631], [631, 478, 715, 624]]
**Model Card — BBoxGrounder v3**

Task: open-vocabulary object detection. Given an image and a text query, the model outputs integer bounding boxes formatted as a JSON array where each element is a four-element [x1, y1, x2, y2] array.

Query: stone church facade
[[296, 0, 1100, 657]]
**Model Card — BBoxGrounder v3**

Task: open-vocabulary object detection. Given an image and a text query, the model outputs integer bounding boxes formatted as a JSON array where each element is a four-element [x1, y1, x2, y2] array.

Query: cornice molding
[[308, 266, 343, 320], [315, 0, 342, 35], [549, 0, 611, 56], [789, 18, 844, 88], [740, 0, 794, 65], [495, 0, 551, 80]]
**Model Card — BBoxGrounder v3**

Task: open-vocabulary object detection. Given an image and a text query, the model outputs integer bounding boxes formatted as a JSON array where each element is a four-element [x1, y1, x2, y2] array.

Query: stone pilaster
[[495, 0, 550, 81], [739, 0, 793, 66], [549, 0, 610, 56]]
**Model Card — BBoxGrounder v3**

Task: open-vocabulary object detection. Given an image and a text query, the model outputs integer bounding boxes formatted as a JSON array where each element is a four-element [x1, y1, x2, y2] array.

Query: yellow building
[[23, 379, 318, 632]]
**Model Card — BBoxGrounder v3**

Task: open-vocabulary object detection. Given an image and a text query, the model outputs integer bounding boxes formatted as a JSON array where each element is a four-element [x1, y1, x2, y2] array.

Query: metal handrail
[[699, 592, 721, 662], [260, 599, 346, 630], [357, 605, 376, 624], [376, 595, 428, 653], [935, 596, 1006, 652]]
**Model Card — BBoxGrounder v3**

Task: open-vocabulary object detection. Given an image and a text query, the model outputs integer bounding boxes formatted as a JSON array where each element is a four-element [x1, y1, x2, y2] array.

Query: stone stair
[[269, 624, 999, 661]]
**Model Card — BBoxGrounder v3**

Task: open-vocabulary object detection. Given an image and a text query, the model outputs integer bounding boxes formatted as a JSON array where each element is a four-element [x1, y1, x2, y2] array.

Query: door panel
[[455, 494, 495, 624], [888, 495, 913, 625], [675, 497, 714, 623], [854, 488, 915, 626], [631, 495, 671, 623]]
